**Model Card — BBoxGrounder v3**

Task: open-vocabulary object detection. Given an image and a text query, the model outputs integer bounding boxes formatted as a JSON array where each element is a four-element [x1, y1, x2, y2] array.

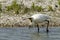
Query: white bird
[[28, 14, 51, 32]]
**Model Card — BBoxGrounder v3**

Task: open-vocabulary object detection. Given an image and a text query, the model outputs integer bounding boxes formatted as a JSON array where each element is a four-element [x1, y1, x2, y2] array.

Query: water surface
[[0, 27, 60, 40]]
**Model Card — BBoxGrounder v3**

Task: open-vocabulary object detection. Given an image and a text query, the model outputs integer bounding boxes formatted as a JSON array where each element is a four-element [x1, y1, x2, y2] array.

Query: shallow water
[[0, 27, 60, 40]]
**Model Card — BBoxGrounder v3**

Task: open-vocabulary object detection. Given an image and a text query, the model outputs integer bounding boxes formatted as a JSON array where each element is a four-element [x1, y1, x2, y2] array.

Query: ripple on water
[[0, 27, 60, 40]]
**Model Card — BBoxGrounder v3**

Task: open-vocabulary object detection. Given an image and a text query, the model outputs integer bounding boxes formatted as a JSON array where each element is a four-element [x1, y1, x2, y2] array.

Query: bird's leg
[[46, 20, 49, 32], [28, 23, 31, 29], [36, 24, 39, 33]]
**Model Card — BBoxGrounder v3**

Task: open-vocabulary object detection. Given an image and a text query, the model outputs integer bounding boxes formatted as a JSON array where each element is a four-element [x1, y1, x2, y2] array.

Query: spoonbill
[[28, 14, 51, 32]]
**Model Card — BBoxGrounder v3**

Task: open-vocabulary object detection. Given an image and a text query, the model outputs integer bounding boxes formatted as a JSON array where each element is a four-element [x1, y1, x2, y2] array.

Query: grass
[[0, 3, 2, 12], [47, 5, 53, 11], [31, 2, 35, 11], [58, 0, 60, 5], [6, 2, 43, 14], [6, 0, 21, 14], [23, 7, 30, 13], [35, 6, 43, 12], [31, 2, 43, 12], [0, 0, 60, 15]]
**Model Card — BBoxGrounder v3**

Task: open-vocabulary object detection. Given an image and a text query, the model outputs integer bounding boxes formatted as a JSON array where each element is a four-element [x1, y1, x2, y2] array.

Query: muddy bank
[[0, 12, 60, 27], [0, 13, 30, 27]]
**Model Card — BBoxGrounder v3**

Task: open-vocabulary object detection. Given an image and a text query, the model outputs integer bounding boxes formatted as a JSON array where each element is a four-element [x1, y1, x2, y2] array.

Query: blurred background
[[0, 0, 60, 27]]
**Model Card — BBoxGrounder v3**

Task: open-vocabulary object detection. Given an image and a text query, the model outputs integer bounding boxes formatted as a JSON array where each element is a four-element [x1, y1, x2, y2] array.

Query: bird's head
[[28, 18, 32, 22]]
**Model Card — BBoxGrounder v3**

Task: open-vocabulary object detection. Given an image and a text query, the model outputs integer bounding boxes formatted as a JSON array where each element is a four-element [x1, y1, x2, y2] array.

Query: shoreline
[[0, 13, 60, 27]]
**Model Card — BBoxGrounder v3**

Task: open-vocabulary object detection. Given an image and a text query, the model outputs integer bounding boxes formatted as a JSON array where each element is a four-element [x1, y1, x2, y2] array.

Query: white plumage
[[31, 14, 50, 23], [28, 14, 51, 32]]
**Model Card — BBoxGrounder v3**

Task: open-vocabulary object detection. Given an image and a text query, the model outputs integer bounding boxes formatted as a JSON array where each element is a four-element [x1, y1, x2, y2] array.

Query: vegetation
[[31, 2, 43, 12], [31, 2, 35, 11], [0, 3, 2, 12], [23, 7, 30, 13], [58, 0, 60, 5], [0, 3, 2, 17], [6, 0, 31, 14], [35, 6, 43, 12], [6, 0, 21, 14], [47, 5, 53, 11], [6, 2, 43, 14], [1, 0, 59, 14]]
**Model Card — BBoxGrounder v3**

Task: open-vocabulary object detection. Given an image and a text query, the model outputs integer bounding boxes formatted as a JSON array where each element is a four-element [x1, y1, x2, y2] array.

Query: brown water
[[0, 27, 60, 40]]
